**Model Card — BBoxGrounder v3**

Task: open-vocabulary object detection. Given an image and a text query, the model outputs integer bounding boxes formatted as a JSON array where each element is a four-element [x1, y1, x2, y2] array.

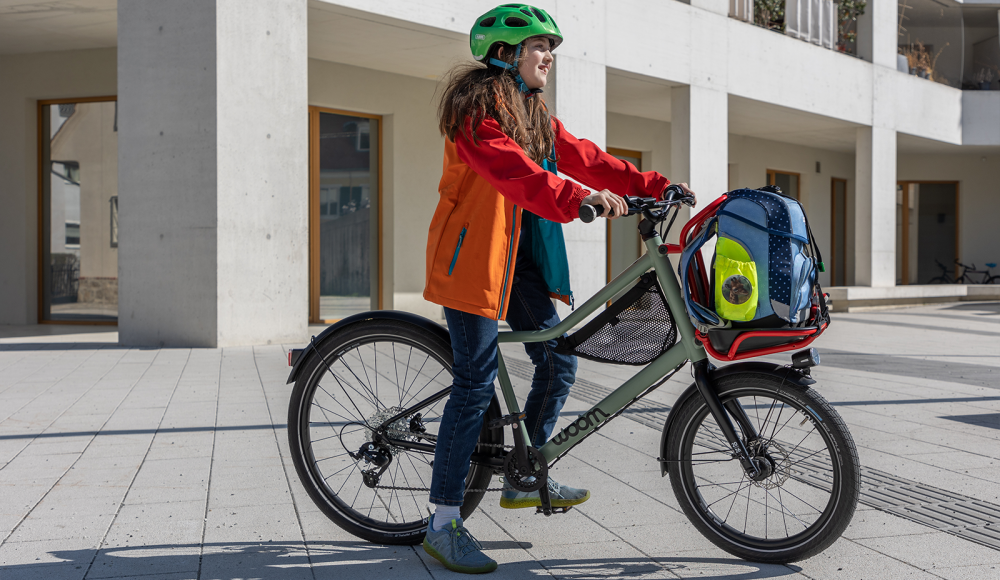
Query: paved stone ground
[[1, 302, 999, 580]]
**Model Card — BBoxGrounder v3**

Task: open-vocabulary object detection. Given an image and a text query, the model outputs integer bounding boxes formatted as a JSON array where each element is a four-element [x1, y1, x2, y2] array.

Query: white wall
[[0, 48, 117, 325]]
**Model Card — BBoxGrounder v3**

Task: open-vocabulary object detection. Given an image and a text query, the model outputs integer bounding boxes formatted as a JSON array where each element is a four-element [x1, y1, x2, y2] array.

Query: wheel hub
[[746, 440, 790, 489]]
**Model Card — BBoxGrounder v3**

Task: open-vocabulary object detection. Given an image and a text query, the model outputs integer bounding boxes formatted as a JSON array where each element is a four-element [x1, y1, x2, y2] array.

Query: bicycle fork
[[691, 360, 764, 479]]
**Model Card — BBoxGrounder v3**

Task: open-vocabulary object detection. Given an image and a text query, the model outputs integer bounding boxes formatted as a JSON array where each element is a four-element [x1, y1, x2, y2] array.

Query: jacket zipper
[[448, 226, 468, 276], [497, 206, 518, 317]]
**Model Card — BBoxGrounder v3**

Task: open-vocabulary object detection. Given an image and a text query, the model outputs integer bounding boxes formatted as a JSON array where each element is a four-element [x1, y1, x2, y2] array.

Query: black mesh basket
[[554, 272, 677, 365]]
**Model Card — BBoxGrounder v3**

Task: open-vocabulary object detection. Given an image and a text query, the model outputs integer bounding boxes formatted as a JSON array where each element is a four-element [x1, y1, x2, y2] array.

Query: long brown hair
[[438, 42, 556, 166]]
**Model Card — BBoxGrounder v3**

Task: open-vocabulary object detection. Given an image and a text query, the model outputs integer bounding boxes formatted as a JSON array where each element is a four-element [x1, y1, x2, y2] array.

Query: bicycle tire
[[287, 318, 503, 545], [665, 372, 859, 563]]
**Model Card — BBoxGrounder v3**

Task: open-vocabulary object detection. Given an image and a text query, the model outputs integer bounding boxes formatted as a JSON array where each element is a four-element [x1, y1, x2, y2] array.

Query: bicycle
[[928, 259, 964, 284], [285, 186, 860, 564], [957, 261, 999, 285]]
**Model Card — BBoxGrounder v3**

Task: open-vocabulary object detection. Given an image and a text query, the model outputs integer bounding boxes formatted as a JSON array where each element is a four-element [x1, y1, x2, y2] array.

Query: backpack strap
[[680, 217, 728, 330]]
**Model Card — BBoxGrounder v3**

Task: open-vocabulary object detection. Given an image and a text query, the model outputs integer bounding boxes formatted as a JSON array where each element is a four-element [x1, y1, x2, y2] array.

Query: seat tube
[[496, 351, 533, 448]]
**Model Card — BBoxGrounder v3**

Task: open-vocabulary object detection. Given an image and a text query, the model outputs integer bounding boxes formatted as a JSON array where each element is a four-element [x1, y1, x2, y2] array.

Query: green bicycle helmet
[[470, 4, 563, 62]]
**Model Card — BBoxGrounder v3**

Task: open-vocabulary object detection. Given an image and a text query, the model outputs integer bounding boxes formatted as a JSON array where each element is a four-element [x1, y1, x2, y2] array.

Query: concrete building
[[1, 0, 999, 346]]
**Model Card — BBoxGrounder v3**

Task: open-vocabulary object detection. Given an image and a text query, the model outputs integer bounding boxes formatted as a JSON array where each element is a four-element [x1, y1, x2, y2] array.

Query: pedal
[[535, 505, 573, 515], [488, 412, 526, 430]]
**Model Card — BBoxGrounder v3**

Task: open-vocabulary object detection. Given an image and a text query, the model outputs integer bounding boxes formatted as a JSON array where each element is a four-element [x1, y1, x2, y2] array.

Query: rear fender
[[286, 310, 450, 384], [658, 361, 815, 475]]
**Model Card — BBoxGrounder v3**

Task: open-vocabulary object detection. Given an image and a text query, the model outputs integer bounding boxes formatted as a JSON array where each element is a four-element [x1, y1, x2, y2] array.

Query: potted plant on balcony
[[754, 0, 784, 32], [836, 0, 867, 54]]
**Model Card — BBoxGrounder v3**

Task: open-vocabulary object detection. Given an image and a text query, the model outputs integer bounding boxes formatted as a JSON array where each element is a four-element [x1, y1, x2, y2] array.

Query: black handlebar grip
[[579, 205, 600, 223], [578, 205, 618, 222]]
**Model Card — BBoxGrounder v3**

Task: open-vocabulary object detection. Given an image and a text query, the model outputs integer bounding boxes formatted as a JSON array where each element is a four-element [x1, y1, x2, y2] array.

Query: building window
[[38, 97, 119, 323], [767, 169, 801, 200], [309, 107, 381, 323]]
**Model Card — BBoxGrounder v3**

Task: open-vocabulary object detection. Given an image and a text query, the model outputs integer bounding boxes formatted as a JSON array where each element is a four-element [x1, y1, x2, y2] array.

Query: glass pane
[[318, 112, 378, 320], [772, 172, 799, 200], [916, 183, 957, 284], [41, 101, 118, 321], [833, 180, 846, 286]]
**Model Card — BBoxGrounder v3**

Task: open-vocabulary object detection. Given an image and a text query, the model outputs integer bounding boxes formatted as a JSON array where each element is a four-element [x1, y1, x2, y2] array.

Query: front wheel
[[665, 372, 860, 563]]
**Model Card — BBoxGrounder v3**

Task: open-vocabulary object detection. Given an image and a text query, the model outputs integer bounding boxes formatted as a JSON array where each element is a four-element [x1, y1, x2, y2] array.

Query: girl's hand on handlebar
[[582, 190, 627, 219], [668, 183, 697, 207]]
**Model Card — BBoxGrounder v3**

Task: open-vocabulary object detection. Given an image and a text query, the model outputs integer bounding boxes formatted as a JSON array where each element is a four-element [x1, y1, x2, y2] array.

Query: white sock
[[432, 505, 461, 531]]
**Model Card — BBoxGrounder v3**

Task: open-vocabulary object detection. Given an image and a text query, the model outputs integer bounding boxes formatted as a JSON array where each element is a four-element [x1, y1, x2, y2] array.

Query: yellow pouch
[[714, 238, 758, 322]]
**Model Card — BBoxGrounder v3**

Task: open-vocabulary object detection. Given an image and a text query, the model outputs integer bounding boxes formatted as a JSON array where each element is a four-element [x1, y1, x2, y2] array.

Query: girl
[[421, 4, 693, 573]]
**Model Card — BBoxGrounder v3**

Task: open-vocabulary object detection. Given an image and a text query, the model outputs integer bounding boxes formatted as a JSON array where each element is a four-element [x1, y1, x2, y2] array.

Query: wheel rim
[[678, 387, 843, 552], [296, 334, 465, 534]]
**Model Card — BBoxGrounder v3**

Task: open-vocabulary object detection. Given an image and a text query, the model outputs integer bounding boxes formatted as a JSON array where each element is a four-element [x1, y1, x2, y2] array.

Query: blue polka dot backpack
[[679, 185, 830, 361]]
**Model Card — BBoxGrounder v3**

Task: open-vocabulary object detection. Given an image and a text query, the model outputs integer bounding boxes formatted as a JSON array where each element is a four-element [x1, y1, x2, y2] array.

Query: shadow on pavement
[[3, 540, 801, 580]]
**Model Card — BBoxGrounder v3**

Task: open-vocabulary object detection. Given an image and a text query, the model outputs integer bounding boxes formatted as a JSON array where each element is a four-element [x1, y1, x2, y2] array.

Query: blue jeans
[[429, 223, 578, 506]]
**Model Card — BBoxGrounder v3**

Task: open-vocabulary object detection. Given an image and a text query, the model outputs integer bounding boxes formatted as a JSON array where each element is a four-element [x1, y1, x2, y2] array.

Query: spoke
[[778, 486, 790, 536], [405, 453, 431, 487], [399, 352, 433, 406], [399, 459, 425, 517], [784, 446, 831, 471], [693, 480, 746, 488], [339, 349, 382, 411], [319, 360, 375, 427], [393, 342, 402, 404], [367, 484, 378, 518], [315, 452, 351, 462], [766, 486, 812, 531], [768, 402, 787, 443], [310, 402, 355, 425], [774, 484, 825, 516], [743, 475, 751, 534], [768, 407, 803, 444], [781, 426, 821, 464], [402, 368, 448, 409]]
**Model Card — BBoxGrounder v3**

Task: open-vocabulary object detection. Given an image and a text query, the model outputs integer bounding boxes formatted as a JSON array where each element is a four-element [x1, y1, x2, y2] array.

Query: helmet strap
[[488, 43, 543, 98]]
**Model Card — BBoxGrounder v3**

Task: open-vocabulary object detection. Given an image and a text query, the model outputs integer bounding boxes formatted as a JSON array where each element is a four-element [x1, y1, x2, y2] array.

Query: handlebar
[[578, 184, 695, 223]]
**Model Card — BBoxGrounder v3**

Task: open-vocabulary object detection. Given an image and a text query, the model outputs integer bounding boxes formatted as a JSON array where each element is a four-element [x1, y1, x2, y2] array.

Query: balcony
[[897, 0, 1000, 91], [729, 0, 866, 56]]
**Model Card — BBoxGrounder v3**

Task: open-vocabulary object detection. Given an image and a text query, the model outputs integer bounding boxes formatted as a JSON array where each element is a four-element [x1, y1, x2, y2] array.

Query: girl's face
[[516, 36, 553, 90]]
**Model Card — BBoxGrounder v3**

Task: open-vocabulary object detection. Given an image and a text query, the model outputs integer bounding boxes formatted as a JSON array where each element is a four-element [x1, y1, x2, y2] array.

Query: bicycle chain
[[371, 440, 513, 494]]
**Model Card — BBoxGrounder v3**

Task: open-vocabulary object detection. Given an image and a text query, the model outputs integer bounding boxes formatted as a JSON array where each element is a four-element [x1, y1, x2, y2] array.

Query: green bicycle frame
[[497, 231, 709, 465]]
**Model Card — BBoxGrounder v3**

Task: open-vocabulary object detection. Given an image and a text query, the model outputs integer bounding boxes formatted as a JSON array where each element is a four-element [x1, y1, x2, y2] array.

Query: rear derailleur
[[350, 441, 392, 488]]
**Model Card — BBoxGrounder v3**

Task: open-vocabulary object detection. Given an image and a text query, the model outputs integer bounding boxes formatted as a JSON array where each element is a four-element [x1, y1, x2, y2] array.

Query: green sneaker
[[499, 477, 591, 509], [422, 515, 497, 574]]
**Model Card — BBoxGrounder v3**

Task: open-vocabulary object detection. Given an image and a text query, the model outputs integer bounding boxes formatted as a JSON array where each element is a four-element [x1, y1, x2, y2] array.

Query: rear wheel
[[666, 372, 860, 563], [287, 318, 503, 545]]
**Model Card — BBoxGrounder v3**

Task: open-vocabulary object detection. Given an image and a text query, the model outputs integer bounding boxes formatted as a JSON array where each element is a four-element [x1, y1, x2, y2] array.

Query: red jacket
[[423, 115, 670, 320]]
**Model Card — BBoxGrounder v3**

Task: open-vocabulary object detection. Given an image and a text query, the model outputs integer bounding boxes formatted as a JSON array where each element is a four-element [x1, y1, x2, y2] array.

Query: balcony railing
[[730, 0, 866, 56]]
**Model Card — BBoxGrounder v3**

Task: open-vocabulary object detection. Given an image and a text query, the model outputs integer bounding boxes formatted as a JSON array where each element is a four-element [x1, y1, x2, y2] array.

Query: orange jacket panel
[[423, 116, 670, 320]]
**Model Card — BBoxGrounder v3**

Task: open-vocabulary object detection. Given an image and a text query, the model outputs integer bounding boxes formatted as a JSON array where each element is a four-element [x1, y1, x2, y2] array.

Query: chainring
[[503, 447, 548, 492]]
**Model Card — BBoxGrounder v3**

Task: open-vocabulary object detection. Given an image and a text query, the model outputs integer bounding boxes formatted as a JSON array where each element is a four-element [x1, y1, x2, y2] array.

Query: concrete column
[[551, 54, 607, 318], [118, 0, 308, 347], [857, 0, 897, 68], [671, 85, 729, 205], [854, 126, 896, 287]]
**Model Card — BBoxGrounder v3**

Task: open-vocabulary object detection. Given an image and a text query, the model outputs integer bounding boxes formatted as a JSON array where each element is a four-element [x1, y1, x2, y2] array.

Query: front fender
[[286, 310, 450, 384], [658, 361, 815, 475]]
